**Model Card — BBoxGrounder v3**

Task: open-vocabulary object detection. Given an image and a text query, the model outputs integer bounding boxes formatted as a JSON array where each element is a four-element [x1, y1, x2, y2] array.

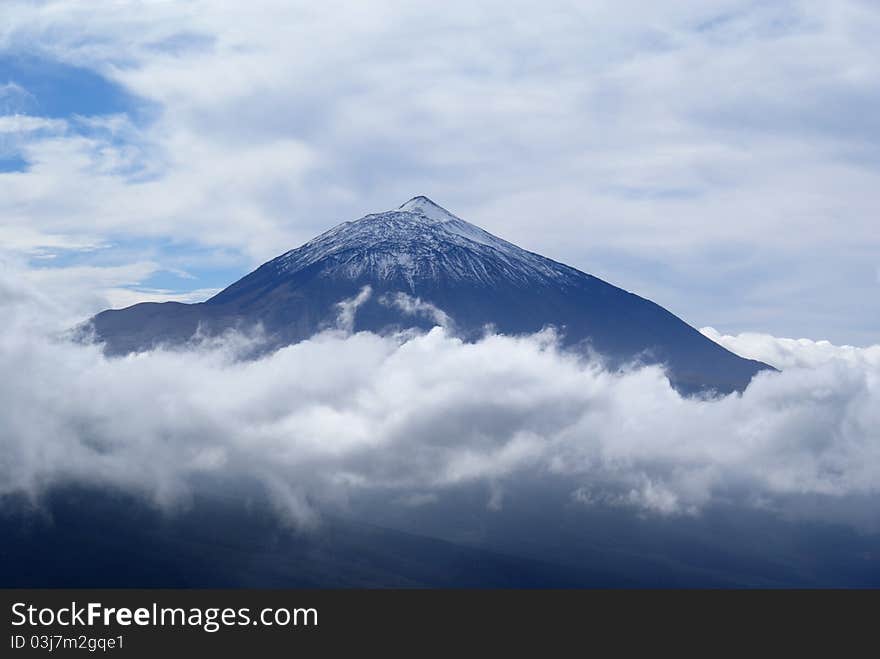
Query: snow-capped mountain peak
[[90, 196, 773, 393], [270, 197, 578, 288], [397, 195, 460, 223]]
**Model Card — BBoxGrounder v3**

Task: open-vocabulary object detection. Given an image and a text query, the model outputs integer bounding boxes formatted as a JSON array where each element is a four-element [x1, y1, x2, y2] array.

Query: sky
[[0, 0, 878, 344]]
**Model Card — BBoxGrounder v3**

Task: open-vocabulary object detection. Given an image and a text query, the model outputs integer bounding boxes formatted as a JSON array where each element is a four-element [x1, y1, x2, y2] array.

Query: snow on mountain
[[273, 196, 581, 289], [397, 195, 460, 221]]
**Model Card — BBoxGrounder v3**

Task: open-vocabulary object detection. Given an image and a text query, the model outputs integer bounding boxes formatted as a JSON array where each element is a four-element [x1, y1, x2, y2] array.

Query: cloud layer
[[2, 277, 878, 528]]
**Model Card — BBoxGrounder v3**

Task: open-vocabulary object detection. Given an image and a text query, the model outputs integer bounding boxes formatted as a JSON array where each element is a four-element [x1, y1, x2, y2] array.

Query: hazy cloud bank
[[1, 280, 878, 528]]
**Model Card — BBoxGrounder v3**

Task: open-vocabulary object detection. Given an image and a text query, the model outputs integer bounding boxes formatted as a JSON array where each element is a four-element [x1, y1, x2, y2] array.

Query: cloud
[[379, 291, 453, 328], [1, 274, 878, 529], [335, 285, 372, 332], [0, 1, 879, 341], [0, 114, 66, 134], [701, 326, 880, 369]]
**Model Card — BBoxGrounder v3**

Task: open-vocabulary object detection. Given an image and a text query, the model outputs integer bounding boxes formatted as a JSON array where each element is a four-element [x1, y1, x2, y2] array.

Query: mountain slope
[[89, 196, 771, 393]]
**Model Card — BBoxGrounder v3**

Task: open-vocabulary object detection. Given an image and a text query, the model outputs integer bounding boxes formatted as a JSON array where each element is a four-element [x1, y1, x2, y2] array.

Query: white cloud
[[335, 285, 372, 332], [0, 226, 106, 254], [1, 272, 878, 528], [0, 114, 66, 133], [701, 326, 880, 369], [379, 291, 453, 328]]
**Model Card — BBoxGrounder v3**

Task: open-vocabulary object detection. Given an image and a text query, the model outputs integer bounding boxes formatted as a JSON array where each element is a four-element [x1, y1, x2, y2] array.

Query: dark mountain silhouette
[[89, 196, 771, 393]]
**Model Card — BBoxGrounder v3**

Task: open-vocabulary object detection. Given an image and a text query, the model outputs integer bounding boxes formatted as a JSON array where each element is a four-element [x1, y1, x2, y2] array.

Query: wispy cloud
[[0, 114, 66, 133]]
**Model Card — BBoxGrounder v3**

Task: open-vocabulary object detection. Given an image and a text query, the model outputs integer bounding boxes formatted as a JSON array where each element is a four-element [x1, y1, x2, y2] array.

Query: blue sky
[[0, 0, 878, 343], [0, 56, 138, 119]]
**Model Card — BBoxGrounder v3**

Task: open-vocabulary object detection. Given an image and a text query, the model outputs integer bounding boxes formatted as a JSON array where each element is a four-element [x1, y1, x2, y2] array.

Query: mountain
[[7, 483, 879, 588], [89, 196, 771, 393]]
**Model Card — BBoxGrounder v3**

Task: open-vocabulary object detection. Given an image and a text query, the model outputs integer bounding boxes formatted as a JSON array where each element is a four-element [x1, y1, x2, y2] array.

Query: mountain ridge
[[89, 196, 773, 394]]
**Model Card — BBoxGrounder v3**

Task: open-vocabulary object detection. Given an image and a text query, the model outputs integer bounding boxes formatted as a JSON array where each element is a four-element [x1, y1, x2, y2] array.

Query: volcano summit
[[89, 196, 770, 393]]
